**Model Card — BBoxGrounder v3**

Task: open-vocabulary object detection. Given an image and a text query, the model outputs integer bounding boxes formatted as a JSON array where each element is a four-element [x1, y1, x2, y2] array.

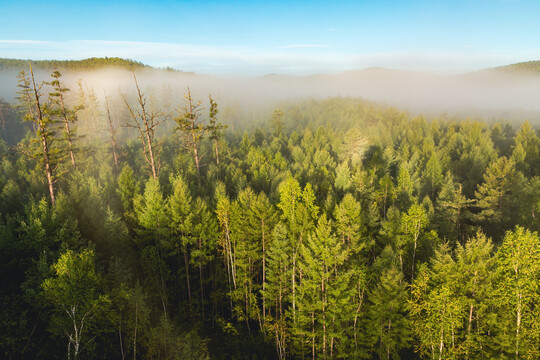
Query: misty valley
[[1, 58, 540, 360]]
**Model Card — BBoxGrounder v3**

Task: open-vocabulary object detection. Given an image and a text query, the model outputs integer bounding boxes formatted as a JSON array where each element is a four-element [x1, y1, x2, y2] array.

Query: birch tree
[[42, 249, 108, 360]]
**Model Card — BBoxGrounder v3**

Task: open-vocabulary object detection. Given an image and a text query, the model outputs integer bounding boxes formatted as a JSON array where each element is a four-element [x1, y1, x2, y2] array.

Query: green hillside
[[0, 57, 151, 71], [494, 60, 540, 75]]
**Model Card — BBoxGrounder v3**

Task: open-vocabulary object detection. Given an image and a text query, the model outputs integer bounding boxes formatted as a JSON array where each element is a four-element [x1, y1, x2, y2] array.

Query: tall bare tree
[[17, 63, 58, 204], [104, 91, 119, 168], [123, 72, 166, 179], [174, 88, 208, 178]]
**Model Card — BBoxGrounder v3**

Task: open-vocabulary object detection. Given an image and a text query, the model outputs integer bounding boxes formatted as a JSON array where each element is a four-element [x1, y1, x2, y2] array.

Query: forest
[[1, 62, 540, 360]]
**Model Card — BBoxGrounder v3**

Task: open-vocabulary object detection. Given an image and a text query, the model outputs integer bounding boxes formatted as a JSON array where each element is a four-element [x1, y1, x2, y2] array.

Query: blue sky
[[1, 0, 539, 75]]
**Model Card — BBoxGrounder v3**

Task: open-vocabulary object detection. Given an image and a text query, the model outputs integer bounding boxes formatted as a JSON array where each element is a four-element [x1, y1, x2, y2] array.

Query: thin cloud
[[279, 44, 329, 49], [0, 39, 48, 44]]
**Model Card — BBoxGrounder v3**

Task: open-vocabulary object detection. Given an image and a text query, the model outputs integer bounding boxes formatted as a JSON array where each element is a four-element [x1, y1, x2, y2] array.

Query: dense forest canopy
[[1, 62, 540, 360]]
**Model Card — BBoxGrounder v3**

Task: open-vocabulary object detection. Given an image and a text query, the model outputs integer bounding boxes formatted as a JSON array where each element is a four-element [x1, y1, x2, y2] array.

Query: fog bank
[[2, 66, 540, 122]]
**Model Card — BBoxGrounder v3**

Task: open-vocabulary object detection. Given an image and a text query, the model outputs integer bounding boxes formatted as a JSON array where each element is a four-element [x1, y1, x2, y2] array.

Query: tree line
[[0, 65, 540, 359]]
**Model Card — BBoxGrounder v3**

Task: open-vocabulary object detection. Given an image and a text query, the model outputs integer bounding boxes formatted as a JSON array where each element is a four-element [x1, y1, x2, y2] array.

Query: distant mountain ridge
[[0, 57, 151, 71], [1, 56, 540, 77]]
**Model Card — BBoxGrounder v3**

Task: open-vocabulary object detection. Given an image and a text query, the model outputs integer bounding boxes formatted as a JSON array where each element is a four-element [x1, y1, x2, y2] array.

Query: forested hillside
[[0, 57, 150, 71], [1, 66, 540, 360], [494, 60, 540, 75]]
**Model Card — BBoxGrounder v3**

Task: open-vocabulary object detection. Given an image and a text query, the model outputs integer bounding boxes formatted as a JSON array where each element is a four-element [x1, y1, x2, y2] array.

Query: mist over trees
[[1, 62, 540, 359]]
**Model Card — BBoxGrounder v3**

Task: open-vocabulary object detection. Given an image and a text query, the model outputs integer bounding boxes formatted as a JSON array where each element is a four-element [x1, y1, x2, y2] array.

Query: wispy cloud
[[0, 40, 48, 44], [279, 44, 329, 49]]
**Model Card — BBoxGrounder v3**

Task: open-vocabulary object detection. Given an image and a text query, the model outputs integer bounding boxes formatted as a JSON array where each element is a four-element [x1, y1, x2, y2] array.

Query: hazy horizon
[[2, 1, 540, 76]]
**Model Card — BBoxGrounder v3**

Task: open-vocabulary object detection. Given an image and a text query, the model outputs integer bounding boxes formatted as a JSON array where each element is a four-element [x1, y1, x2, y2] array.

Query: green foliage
[[146, 316, 210, 360], [495, 227, 540, 359], [42, 248, 109, 359], [0, 57, 150, 71], [367, 266, 410, 360], [3, 85, 540, 359], [475, 156, 520, 239]]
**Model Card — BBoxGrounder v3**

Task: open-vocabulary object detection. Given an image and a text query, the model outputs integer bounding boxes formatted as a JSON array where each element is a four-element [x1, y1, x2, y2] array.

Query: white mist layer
[[2, 67, 540, 121]]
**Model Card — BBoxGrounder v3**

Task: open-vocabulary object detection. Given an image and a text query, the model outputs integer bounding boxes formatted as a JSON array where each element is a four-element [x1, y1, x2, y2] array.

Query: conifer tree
[[511, 121, 540, 177], [435, 172, 474, 245], [277, 178, 318, 324], [230, 188, 261, 329], [455, 232, 497, 359], [134, 178, 169, 316], [333, 193, 365, 253], [208, 95, 226, 166], [409, 244, 464, 360], [401, 203, 428, 281], [297, 214, 350, 359], [264, 222, 291, 359], [174, 88, 208, 179], [215, 182, 236, 295], [17, 65, 59, 204], [190, 197, 218, 321], [252, 192, 278, 325], [495, 227, 540, 359], [48, 70, 79, 168], [168, 175, 195, 305], [475, 156, 518, 239], [367, 266, 410, 360]]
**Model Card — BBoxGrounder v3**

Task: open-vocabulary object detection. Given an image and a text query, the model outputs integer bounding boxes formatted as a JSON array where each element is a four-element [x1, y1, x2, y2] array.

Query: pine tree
[[134, 178, 169, 316], [174, 88, 208, 179], [376, 173, 396, 219], [277, 178, 318, 325], [190, 197, 218, 321], [208, 95, 226, 166], [435, 172, 474, 245], [230, 188, 260, 329], [333, 193, 366, 253], [495, 227, 540, 359], [396, 162, 414, 209], [401, 203, 428, 281], [455, 232, 497, 359], [17, 65, 59, 204], [215, 182, 236, 298], [409, 244, 464, 360], [264, 222, 292, 359], [48, 70, 79, 168], [168, 175, 195, 305], [367, 266, 410, 360], [297, 214, 351, 359], [422, 151, 443, 200], [252, 192, 278, 326], [511, 121, 540, 177], [475, 156, 518, 239]]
